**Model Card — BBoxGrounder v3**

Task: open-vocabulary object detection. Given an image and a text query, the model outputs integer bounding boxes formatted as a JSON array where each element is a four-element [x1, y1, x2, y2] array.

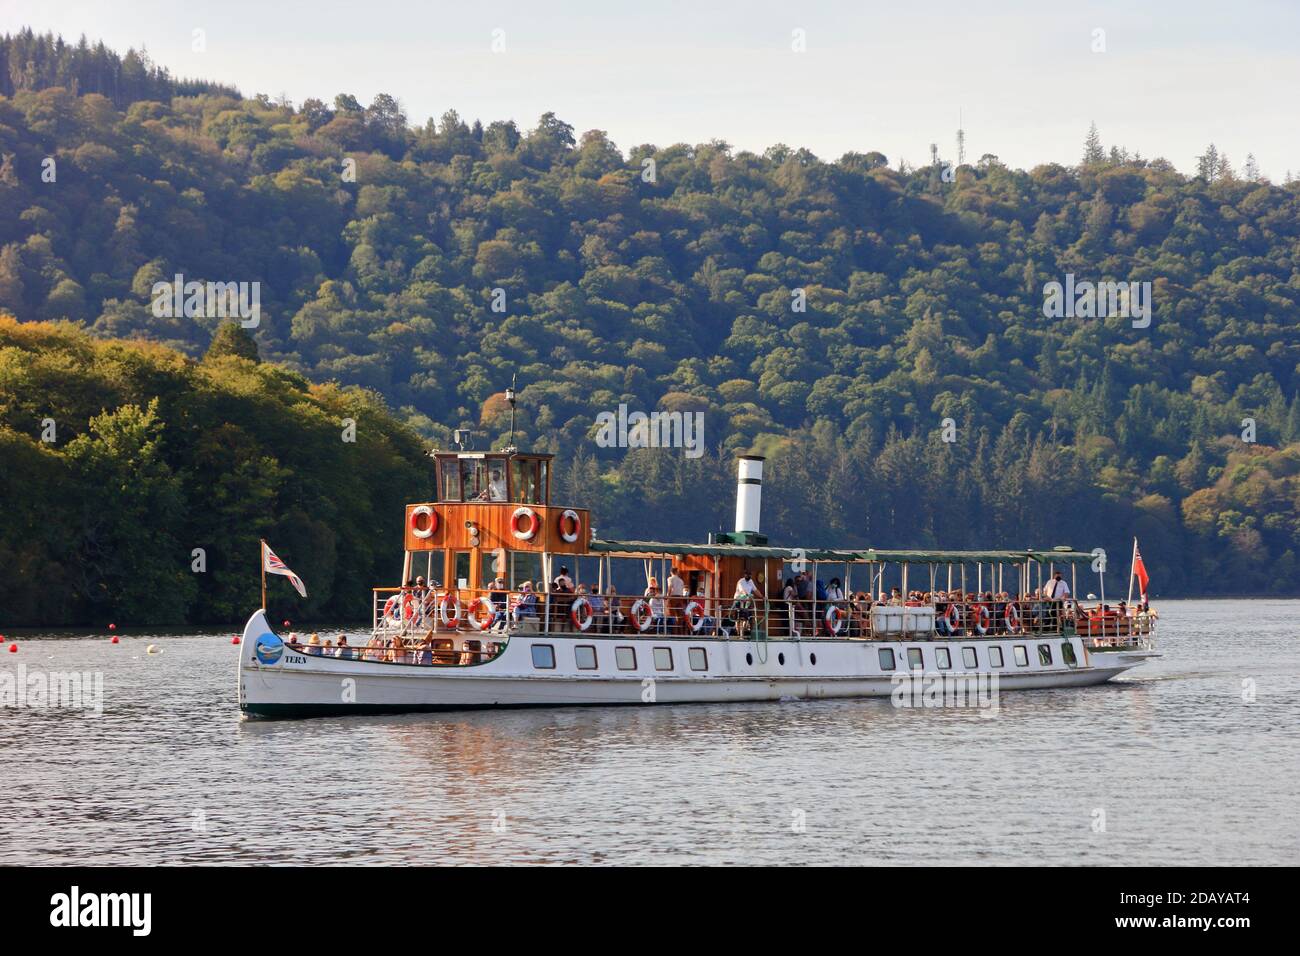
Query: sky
[[5, 0, 1299, 179]]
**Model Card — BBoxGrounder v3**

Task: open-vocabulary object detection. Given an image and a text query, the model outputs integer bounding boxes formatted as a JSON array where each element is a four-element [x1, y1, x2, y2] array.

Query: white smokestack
[[734, 456, 764, 534]]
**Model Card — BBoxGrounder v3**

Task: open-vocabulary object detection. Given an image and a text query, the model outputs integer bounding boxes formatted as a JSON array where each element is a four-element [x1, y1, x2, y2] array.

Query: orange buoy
[[108, 623, 116, 631], [231, 635, 241, 645], [7, 643, 16, 653], [110, 635, 119, 644]]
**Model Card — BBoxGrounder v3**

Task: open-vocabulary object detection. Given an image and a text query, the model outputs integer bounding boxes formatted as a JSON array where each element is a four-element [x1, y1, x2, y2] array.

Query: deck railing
[[371, 587, 1155, 647]]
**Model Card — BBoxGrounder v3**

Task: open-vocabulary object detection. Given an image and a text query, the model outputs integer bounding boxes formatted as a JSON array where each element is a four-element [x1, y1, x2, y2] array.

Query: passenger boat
[[238, 448, 1158, 718]]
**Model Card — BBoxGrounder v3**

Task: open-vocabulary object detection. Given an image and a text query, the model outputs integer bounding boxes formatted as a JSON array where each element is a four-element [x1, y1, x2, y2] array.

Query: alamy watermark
[[594, 404, 704, 459], [1, 663, 104, 716], [150, 273, 260, 328], [1042, 274, 1151, 328], [890, 672, 1000, 717]]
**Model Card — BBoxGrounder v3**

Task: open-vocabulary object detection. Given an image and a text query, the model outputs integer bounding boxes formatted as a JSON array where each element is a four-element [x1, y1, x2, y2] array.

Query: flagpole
[[260, 538, 267, 610], [1126, 537, 1137, 604]]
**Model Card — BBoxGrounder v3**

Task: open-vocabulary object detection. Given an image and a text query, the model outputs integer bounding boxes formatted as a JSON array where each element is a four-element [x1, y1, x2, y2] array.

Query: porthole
[[746, 652, 753, 665], [778, 652, 785, 665], [810, 652, 817, 666]]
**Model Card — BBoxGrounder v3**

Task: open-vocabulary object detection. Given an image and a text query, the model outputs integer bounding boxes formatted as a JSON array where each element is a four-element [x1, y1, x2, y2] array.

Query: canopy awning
[[589, 540, 1094, 564]]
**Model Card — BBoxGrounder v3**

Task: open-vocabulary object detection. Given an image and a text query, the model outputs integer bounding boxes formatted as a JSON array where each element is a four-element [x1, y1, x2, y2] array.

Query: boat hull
[[238, 611, 1154, 719]]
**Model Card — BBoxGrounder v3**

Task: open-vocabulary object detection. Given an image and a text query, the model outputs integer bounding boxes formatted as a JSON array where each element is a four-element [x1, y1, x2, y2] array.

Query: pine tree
[[204, 322, 260, 363], [1244, 153, 1261, 182], [1082, 122, 1105, 165], [1197, 143, 1219, 181]]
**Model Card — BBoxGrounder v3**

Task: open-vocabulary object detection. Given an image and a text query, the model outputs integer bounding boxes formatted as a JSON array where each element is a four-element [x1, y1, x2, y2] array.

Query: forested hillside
[[3, 30, 1300, 611]]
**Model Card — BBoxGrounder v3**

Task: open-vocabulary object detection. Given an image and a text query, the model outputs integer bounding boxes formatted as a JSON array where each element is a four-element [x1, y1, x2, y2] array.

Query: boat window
[[878, 648, 896, 670], [907, 647, 924, 669], [453, 552, 470, 590], [935, 647, 951, 669], [486, 458, 507, 501], [1062, 641, 1078, 668], [510, 551, 542, 590], [615, 646, 636, 670], [653, 647, 674, 671], [1038, 643, 1053, 666], [688, 647, 708, 671], [531, 644, 555, 669], [962, 646, 978, 668], [1013, 645, 1029, 667], [989, 646, 1004, 668], [575, 645, 597, 670], [440, 460, 460, 501]]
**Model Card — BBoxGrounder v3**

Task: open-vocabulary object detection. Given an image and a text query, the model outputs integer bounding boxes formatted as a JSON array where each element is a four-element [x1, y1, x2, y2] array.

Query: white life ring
[[570, 596, 594, 631], [511, 507, 539, 541], [973, 604, 991, 635], [438, 593, 461, 628], [465, 597, 493, 631], [945, 603, 962, 633], [824, 604, 846, 636], [383, 594, 401, 621], [558, 509, 581, 543], [684, 600, 705, 633], [629, 599, 654, 633], [409, 505, 437, 539], [1005, 603, 1022, 633]]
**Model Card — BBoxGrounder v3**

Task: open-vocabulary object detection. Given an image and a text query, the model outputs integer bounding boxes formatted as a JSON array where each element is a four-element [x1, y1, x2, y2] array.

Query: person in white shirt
[[1043, 572, 1070, 600], [734, 570, 758, 598], [666, 566, 686, 632]]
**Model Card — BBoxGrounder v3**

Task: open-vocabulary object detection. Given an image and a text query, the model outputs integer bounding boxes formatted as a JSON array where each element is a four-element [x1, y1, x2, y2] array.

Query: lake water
[[1, 599, 1297, 865]]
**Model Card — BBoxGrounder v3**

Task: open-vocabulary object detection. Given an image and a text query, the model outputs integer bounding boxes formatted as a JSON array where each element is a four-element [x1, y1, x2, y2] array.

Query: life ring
[[629, 599, 654, 633], [973, 604, 991, 635], [465, 597, 493, 631], [409, 505, 438, 539], [511, 507, 539, 541], [824, 604, 846, 636], [570, 596, 594, 631], [684, 600, 705, 633], [382, 594, 402, 621], [945, 603, 962, 633], [1005, 602, 1022, 633], [438, 593, 461, 628], [558, 509, 581, 543]]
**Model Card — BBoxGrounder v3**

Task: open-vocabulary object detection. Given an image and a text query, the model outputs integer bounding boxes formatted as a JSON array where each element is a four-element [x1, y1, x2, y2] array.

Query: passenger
[[550, 575, 573, 632], [851, 591, 873, 637], [666, 566, 687, 633], [389, 633, 408, 664], [513, 582, 538, 625], [827, 577, 845, 603], [412, 576, 429, 624], [335, 634, 353, 659], [645, 583, 668, 634], [588, 587, 607, 631], [783, 577, 800, 637], [888, 587, 903, 607], [693, 587, 716, 635], [306, 633, 322, 656], [364, 633, 383, 661], [731, 572, 757, 637], [416, 632, 434, 665], [606, 585, 626, 633], [488, 573, 509, 631]]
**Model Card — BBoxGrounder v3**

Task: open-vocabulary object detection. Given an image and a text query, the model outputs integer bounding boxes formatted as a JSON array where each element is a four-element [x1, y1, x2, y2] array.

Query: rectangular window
[[510, 551, 543, 591], [962, 646, 978, 669], [486, 459, 507, 501], [653, 647, 674, 671], [575, 645, 597, 670], [440, 460, 460, 502], [907, 647, 924, 669], [878, 648, 896, 670], [688, 647, 708, 671], [530, 644, 555, 669], [935, 647, 951, 669], [989, 646, 1004, 668], [453, 552, 471, 590], [1062, 641, 1078, 668], [1038, 643, 1053, 666], [1013, 645, 1029, 667], [615, 646, 636, 671]]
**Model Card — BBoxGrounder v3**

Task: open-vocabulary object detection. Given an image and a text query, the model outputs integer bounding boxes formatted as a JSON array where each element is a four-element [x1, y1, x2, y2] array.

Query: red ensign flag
[[1133, 543, 1150, 599]]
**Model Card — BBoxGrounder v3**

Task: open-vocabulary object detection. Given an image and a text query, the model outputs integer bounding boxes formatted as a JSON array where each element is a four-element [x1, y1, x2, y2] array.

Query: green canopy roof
[[589, 539, 1094, 564]]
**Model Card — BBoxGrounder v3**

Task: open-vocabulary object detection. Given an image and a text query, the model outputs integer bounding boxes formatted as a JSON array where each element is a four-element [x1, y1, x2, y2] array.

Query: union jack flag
[[263, 541, 307, 598]]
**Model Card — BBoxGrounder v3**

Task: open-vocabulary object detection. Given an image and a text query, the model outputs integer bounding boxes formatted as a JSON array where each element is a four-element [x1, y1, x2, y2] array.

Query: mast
[[260, 538, 267, 610]]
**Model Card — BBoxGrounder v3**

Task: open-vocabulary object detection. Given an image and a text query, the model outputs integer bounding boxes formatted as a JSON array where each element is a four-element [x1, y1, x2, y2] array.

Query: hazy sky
[[5, 0, 1298, 178]]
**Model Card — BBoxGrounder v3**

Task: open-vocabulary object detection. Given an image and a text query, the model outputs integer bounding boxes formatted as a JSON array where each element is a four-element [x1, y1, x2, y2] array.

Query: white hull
[[238, 611, 1155, 718]]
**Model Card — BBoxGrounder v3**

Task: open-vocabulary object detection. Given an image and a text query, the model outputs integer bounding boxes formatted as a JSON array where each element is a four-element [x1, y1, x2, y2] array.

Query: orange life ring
[[409, 505, 438, 539], [511, 507, 539, 541], [558, 509, 581, 543], [570, 596, 594, 631], [824, 604, 846, 636], [945, 604, 962, 632], [629, 599, 654, 632], [438, 593, 461, 628], [465, 597, 493, 631], [973, 604, 991, 635], [1005, 602, 1022, 633], [684, 600, 705, 633]]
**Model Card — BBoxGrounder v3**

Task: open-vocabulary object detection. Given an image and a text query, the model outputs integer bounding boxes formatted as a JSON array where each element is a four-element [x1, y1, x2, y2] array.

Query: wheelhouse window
[[878, 648, 896, 671], [575, 645, 598, 670], [907, 647, 924, 670], [989, 646, 1004, 668], [653, 647, 674, 671], [935, 648, 951, 669], [1013, 645, 1029, 667], [615, 646, 636, 670], [531, 644, 555, 669], [962, 646, 978, 668], [1038, 643, 1053, 666], [511, 458, 543, 504], [688, 648, 708, 671], [440, 461, 460, 501]]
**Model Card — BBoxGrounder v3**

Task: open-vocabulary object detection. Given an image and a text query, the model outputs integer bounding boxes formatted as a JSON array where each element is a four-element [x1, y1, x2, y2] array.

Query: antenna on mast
[[504, 373, 518, 453], [956, 109, 966, 166]]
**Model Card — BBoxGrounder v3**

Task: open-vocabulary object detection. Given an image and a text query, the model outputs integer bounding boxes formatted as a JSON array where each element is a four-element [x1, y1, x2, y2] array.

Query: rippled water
[[1, 599, 1297, 865]]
